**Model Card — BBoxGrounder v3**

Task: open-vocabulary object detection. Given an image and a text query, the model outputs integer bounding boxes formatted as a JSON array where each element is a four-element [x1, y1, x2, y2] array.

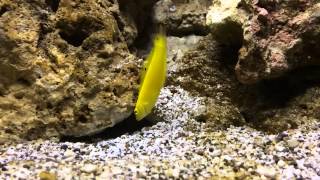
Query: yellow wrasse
[[134, 32, 167, 121]]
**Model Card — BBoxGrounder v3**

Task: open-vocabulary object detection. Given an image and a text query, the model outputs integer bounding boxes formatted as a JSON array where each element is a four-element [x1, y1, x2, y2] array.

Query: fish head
[[154, 33, 166, 49], [134, 104, 147, 121]]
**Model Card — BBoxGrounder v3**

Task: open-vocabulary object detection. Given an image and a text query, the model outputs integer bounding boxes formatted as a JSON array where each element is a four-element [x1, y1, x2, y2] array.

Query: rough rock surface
[[165, 34, 320, 133], [164, 34, 245, 129], [117, 0, 158, 47], [162, 1, 320, 132], [207, 0, 320, 84], [154, 0, 212, 36], [234, 67, 320, 133], [0, 0, 139, 142]]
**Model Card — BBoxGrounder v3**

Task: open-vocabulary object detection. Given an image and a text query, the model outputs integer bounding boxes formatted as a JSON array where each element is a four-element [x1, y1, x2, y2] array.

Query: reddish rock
[[207, 0, 320, 84]]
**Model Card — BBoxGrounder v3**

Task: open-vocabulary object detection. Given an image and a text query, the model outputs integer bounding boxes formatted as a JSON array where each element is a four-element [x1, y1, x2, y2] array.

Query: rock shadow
[[60, 114, 156, 143]]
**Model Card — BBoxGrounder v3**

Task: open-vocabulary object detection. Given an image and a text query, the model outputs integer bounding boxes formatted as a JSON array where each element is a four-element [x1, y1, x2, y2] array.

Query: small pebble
[[256, 166, 277, 178], [60, 144, 68, 150], [81, 164, 97, 173], [275, 144, 286, 152], [39, 171, 57, 180], [287, 139, 300, 148], [276, 132, 288, 142], [64, 149, 75, 157], [169, 5, 177, 12], [211, 149, 221, 156], [277, 160, 286, 168]]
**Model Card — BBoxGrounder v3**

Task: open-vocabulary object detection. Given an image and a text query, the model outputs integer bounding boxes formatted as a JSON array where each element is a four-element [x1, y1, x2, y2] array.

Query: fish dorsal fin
[[139, 24, 166, 83]]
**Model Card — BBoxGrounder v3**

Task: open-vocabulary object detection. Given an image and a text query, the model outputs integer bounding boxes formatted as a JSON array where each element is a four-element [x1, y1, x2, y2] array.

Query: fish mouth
[[134, 109, 141, 121]]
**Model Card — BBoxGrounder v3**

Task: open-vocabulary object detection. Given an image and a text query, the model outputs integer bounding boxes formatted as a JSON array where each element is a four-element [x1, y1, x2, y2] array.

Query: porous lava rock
[[166, 35, 245, 129], [160, 0, 320, 132], [207, 0, 320, 84], [0, 0, 139, 142], [154, 0, 212, 36]]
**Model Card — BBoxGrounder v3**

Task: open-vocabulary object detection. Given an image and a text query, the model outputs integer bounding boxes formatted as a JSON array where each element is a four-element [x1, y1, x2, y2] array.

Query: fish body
[[134, 32, 167, 121]]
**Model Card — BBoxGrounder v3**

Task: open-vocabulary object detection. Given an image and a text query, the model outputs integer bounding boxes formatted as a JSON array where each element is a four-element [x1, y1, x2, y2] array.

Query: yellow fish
[[134, 30, 167, 121]]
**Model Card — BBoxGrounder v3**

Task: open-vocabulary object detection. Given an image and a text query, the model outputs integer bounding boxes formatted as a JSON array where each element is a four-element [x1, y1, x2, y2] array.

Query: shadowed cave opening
[[0, 5, 9, 17], [45, 0, 60, 12], [251, 66, 320, 109], [57, 17, 104, 47], [237, 66, 320, 133], [118, 0, 159, 54]]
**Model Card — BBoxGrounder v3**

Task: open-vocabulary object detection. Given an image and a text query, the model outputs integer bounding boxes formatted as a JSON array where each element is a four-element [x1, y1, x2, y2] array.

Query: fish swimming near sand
[[134, 28, 167, 121]]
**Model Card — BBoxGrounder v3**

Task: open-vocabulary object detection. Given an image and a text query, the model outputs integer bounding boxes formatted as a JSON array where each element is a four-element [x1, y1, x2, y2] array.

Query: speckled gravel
[[0, 86, 319, 179]]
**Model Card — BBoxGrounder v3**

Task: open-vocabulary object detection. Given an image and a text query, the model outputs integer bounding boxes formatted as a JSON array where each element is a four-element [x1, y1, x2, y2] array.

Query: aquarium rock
[[165, 34, 245, 128], [154, 0, 211, 36], [207, 0, 320, 84], [0, 0, 139, 141]]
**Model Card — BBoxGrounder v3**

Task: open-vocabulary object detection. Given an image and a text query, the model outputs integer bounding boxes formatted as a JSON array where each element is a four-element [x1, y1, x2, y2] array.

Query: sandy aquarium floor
[[0, 86, 319, 179]]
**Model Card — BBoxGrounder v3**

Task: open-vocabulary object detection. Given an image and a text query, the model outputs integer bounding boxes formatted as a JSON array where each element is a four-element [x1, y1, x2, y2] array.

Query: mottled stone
[[207, 0, 320, 84], [287, 139, 300, 149], [166, 35, 245, 128], [256, 165, 277, 178], [204, 0, 320, 133], [81, 164, 97, 173], [154, 0, 212, 36], [39, 171, 57, 180], [0, 0, 139, 142]]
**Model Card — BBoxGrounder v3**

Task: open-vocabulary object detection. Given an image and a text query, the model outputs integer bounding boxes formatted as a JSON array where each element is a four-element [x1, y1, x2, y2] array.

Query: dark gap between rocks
[[60, 113, 157, 143], [219, 43, 242, 69], [0, 5, 9, 17], [237, 66, 320, 133], [45, 0, 60, 12], [16, 77, 32, 86], [118, 0, 159, 56], [167, 27, 210, 37], [256, 66, 320, 108], [57, 17, 104, 47], [213, 22, 244, 70]]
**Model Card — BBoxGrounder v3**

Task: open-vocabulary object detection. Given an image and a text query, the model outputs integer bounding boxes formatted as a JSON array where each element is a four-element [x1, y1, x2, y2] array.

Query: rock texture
[[159, 0, 320, 132], [150, 0, 244, 128], [154, 0, 212, 36], [0, 0, 139, 142], [207, 0, 320, 84], [164, 34, 245, 128], [234, 67, 320, 133]]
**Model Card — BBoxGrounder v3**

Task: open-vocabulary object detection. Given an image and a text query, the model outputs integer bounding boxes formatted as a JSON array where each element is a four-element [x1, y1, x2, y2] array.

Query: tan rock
[[0, 0, 139, 141]]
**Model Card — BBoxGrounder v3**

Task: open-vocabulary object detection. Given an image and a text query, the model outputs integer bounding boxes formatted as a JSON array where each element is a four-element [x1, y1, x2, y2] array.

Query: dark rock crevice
[[233, 66, 320, 133], [118, 0, 159, 52], [0, 4, 10, 17], [57, 17, 105, 47], [45, 0, 60, 12]]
